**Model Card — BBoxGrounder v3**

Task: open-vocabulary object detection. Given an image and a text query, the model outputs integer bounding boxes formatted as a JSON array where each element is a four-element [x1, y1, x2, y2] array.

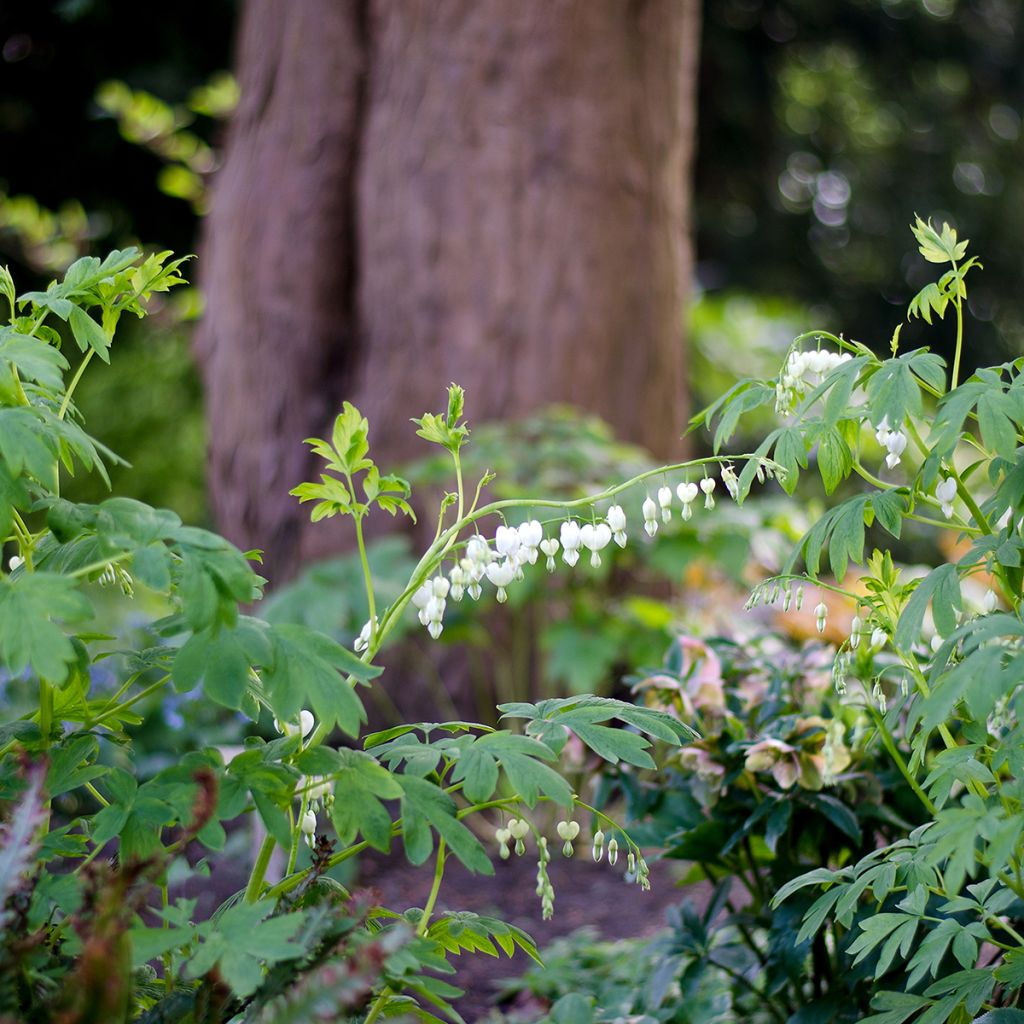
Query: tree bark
[[197, 0, 700, 582]]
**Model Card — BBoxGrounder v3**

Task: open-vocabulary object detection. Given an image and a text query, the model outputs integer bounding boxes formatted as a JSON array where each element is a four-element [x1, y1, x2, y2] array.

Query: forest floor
[[357, 849, 703, 1020]]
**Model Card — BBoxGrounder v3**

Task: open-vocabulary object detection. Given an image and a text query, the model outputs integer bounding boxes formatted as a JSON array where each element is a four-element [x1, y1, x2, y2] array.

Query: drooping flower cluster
[[391, 463, 758, 645], [496, 814, 646, 917], [776, 347, 853, 414]]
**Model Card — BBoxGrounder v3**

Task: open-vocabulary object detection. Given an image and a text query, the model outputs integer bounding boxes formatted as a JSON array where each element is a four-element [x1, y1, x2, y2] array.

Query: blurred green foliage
[[698, 0, 1024, 366]]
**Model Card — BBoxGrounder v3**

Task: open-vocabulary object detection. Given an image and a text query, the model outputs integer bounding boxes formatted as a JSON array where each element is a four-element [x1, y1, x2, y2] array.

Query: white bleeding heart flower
[[700, 476, 716, 509], [495, 524, 522, 562], [448, 564, 466, 601], [540, 536, 560, 572], [676, 482, 699, 521], [935, 477, 957, 519], [466, 535, 492, 565], [884, 430, 907, 469], [580, 522, 612, 567], [658, 485, 673, 523], [517, 520, 543, 563], [607, 505, 627, 547], [721, 465, 740, 500], [983, 588, 998, 613], [486, 560, 516, 602], [560, 520, 582, 566], [642, 496, 659, 537]]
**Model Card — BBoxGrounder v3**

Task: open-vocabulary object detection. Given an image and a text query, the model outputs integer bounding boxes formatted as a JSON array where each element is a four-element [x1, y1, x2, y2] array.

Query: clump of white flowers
[[776, 346, 853, 414], [406, 461, 761, 642]]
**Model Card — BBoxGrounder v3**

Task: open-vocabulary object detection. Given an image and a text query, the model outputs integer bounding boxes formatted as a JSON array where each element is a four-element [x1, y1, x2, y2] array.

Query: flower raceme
[[379, 461, 749, 647]]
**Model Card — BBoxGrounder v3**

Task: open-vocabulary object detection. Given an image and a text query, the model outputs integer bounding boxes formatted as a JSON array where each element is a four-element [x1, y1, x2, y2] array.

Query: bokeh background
[[2, 0, 1024, 565]]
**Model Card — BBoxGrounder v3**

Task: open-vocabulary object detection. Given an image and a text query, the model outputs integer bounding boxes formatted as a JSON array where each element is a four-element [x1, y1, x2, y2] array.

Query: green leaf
[[867, 357, 923, 429], [0, 330, 68, 391], [871, 490, 907, 539], [817, 427, 852, 494], [398, 775, 493, 875], [0, 407, 58, 480], [263, 623, 375, 736], [68, 306, 111, 362], [895, 564, 962, 650], [461, 733, 572, 807], [0, 573, 92, 683], [171, 618, 271, 710], [772, 867, 842, 908]]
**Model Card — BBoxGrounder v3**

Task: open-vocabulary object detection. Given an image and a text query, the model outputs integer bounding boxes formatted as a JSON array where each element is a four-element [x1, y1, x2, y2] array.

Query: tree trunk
[[197, 0, 700, 583]]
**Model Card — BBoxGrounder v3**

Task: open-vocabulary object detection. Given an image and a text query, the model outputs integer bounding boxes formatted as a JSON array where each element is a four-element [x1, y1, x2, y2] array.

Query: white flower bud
[[354, 617, 375, 653], [591, 829, 605, 863], [721, 465, 739, 500], [870, 627, 887, 649], [983, 588, 998, 613], [301, 809, 317, 835], [607, 837, 619, 866], [607, 505, 627, 547], [814, 602, 828, 633]]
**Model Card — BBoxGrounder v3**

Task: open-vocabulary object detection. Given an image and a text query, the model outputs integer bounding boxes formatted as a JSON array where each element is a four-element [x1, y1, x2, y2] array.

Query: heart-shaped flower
[[556, 820, 580, 841]]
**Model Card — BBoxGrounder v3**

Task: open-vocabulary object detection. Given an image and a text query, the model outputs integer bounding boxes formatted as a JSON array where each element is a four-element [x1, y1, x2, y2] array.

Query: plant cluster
[[686, 217, 1024, 1023], [0, 252, 776, 1022]]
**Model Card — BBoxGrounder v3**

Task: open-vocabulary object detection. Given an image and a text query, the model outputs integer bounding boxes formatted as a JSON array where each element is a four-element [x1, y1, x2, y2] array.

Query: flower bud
[[983, 588, 998, 613], [815, 602, 828, 633], [592, 829, 605, 862], [607, 838, 619, 866]]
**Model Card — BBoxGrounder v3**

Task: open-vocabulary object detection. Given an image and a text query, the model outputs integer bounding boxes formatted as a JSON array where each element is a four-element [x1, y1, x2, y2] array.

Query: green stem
[[905, 419, 990, 534], [267, 796, 521, 901], [417, 840, 447, 936], [91, 673, 171, 726], [244, 834, 277, 902], [866, 704, 935, 815], [353, 510, 377, 648], [84, 781, 109, 808], [951, 287, 964, 392], [453, 450, 465, 524], [363, 987, 392, 1024], [287, 788, 308, 877], [59, 349, 95, 421], [38, 679, 53, 747]]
